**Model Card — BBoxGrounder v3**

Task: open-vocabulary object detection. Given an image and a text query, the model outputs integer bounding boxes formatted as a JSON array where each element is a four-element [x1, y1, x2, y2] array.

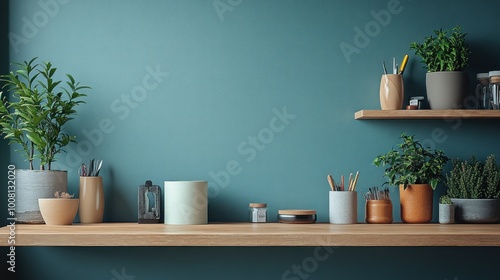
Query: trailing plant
[[0, 57, 89, 170], [54, 190, 74, 199], [373, 133, 449, 190], [445, 155, 500, 199], [410, 26, 470, 72]]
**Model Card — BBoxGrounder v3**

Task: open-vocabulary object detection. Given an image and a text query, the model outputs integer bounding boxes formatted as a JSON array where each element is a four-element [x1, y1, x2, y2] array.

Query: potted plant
[[410, 26, 470, 109], [444, 155, 500, 223], [0, 57, 89, 223], [38, 191, 79, 225], [373, 133, 449, 223], [438, 195, 455, 224]]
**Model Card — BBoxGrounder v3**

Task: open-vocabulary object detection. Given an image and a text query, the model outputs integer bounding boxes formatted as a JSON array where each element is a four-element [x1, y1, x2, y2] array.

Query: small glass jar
[[476, 73, 490, 109], [249, 203, 267, 223], [489, 71, 500, 110]]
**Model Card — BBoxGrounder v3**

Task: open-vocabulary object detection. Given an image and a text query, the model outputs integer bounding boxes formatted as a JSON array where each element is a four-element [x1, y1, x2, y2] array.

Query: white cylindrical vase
[[164, 181, 208, 225]]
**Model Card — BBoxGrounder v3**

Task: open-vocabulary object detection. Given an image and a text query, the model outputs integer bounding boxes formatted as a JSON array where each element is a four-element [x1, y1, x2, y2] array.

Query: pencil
[[351, 171, 360, 191], [327, 175, 335, 191]]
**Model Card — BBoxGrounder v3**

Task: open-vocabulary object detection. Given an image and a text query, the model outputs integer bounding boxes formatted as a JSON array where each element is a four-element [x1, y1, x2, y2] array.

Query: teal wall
[[4, 0, 500, 279]]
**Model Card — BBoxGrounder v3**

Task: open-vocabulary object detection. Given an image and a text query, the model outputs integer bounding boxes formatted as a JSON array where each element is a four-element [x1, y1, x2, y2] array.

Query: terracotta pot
[[365, 200, 393, 224], [399, 184, 433, 223], [38, 198, 79, 225]]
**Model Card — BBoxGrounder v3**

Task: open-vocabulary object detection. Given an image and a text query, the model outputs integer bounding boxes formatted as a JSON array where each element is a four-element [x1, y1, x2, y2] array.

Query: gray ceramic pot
[[426, 71, 469, 109], [451, 198, 500, 223], [438, 203, 455, 224], [16, 170, 68, 223]]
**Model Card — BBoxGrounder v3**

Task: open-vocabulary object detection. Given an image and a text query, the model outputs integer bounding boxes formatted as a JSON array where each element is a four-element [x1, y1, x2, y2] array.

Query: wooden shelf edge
[[1, 223, 500, 247], [355, 110, 500, 120]]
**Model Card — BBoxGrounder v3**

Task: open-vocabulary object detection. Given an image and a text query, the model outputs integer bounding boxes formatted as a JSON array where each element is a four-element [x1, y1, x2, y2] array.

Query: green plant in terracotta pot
[[410, 25, 470, 109], [0, 57, 89, 223], [445, 155, 500, 223], [373, 133, 449, 223]]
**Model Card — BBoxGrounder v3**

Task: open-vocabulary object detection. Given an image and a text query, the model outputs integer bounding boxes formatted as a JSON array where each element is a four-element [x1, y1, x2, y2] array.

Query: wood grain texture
[[354, 110, 500, 120], [1, 223, 499, 247]]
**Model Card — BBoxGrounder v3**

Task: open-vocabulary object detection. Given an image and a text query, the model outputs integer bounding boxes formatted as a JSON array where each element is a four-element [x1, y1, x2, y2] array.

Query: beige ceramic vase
[[399, 184, 433, 223], [380, 74, 404, 110], [79, 176, 104, 223], [38, 198, 79, 225]]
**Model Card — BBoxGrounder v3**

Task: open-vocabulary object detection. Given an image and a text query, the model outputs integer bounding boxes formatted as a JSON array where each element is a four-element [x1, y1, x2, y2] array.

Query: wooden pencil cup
[[365, 200, 393, 224], [79, 176, 104, 223], [380, 74, 404, 110]]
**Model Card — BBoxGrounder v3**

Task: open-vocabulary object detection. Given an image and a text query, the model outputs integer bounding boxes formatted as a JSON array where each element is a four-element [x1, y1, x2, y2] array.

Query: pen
[[382, 61, 388, 75], [399, 54, 409, 75], [393, 57, 396, 74]]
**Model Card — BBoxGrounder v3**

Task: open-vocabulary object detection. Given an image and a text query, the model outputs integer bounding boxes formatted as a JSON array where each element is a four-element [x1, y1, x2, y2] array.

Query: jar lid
[[249, 203, 267, 208], [477, 73, 489, 79], [489, 71, 500, 77], [278, 209, 316, 215]]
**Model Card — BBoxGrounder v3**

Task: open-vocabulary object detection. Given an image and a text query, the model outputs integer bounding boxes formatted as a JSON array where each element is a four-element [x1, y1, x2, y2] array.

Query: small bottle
[[249, 203, 267, 223]]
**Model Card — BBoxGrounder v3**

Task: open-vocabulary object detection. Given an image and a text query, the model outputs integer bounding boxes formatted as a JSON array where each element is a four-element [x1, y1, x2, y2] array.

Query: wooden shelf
[[1, 223, 500, 247], [355, 110, 500, 120]]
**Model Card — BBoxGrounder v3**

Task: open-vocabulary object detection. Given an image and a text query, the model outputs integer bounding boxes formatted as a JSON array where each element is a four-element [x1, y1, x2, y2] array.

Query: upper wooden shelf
[[355, 110, 500, 120], [1, 223, 500, 247]]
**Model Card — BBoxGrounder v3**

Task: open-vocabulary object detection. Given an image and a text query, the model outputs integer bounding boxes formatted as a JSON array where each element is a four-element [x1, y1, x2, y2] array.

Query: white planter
[[426, 71, 469, 109], [164, 181, 208, 225], [16, 170, 68, 223]]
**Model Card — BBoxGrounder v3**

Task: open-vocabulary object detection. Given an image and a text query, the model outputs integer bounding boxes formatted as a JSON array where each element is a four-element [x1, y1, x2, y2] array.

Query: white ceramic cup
[[329, 191, 358, 224], [164, 181, 208, 225]]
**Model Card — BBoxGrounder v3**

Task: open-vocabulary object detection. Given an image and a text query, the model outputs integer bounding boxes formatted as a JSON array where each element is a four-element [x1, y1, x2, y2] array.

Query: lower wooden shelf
[[1, 223, 500, 247]]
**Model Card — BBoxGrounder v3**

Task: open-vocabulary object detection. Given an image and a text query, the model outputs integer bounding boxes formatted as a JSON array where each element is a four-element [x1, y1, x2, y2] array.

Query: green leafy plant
[[445, 155, 500, 199], [439, 195, 453, 204], [410, 26, 470, 72], [0, 57, 89, 170], [373, 133, 449, 190]]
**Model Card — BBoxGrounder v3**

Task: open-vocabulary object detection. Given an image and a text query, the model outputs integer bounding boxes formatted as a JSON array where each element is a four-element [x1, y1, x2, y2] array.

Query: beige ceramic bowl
[[38, 198, 79, 225]]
